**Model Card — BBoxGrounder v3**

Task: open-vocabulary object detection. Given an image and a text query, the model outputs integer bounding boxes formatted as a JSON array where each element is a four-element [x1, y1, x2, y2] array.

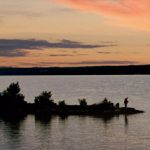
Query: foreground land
[[0, 83, 144, 120], [1, 65, 150, 75]]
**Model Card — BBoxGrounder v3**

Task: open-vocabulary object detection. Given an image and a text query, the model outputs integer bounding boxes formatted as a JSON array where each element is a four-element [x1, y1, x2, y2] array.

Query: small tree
[[0, 82, 26, 111], [58, 100, 66, 107], [34, 91, 56, 107], [96, 98, 114, 110], [5, 82, 20, 96], [78, 98, 87, 107]]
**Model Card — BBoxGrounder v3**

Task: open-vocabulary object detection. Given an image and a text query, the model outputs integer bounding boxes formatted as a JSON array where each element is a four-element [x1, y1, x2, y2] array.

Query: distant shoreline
[[1, 65, 150, 75]]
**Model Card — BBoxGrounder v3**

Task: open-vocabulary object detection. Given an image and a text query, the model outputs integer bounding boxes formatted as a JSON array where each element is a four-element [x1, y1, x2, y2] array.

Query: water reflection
[[35, 114, 116, 126], [0, 117, 26, 150], [35, 114, 53, 125], [124, 115, 128, 127], [0, 114, 144, 150], [59, 115, 68, 120], [35, 115, 59, 149]]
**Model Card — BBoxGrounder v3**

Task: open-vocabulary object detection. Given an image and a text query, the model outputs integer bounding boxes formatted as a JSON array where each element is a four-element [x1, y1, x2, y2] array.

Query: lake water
[[0, 75, 150, 150]]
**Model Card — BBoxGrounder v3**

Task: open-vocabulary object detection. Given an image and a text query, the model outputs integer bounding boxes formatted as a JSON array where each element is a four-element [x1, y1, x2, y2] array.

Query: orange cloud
[[53, 0, 150, 30]]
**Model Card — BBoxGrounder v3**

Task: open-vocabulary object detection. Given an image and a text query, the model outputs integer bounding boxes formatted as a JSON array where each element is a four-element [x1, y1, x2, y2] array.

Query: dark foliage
[[93, 98, 114, 110], [58, 100, 66, 107], [0, 82, 27, 115], [34, 91, 57, 110], [78, 99, 87, 107]]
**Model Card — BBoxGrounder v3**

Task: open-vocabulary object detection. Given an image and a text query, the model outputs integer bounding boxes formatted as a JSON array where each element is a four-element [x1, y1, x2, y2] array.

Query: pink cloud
[[53, 0, 150, 30]]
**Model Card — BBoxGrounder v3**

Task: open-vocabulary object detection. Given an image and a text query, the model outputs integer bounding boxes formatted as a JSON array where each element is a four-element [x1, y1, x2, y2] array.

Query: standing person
[[124, 97, 129, 108]]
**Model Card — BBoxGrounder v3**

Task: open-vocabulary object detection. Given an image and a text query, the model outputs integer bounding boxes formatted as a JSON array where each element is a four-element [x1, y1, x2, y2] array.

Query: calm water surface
[[0, 75, 150, 150]]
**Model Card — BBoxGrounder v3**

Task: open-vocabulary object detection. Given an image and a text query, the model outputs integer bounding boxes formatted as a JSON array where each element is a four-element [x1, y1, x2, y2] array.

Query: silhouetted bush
[[34, 91, 57, 108], [0, 82, 27, 113], [94, 98, 114, 110], [78, 98, 87, 107], [58, 100, 66, 107]]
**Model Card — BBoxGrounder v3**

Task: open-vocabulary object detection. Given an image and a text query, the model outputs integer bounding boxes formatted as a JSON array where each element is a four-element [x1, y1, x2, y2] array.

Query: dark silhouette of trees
[[58, 100, 66, 107], [34, 91, 57, 110], [94, 98, 114, 110], [78, 99, 87, 107], [0, 82, 27, 115]]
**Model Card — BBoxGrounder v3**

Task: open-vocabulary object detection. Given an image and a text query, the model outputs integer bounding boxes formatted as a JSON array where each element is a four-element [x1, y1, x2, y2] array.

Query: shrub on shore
[[0, 82, 27, 113], [78, 98, 87, 107], [34, 91, 57, 109]]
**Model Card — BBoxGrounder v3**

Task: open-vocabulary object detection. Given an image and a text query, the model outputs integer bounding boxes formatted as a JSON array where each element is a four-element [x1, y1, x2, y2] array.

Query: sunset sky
[[0, 0, 150, 67]]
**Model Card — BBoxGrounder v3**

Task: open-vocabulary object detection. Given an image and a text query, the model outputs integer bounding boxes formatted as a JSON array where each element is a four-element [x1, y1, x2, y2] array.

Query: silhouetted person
[[124, 97, 128, 108]]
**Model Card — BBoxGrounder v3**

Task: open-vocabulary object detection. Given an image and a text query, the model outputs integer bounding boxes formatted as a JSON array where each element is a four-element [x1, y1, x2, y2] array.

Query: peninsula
[[0, 83, 144, 120]]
